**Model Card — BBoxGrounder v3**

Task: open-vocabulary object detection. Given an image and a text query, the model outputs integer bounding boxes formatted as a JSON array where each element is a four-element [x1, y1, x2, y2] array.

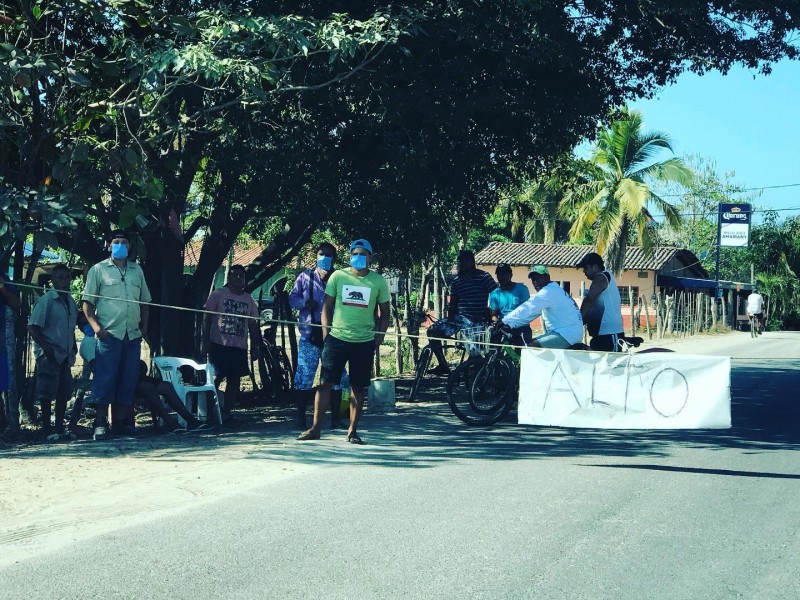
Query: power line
[[660, 182, 800, 197]]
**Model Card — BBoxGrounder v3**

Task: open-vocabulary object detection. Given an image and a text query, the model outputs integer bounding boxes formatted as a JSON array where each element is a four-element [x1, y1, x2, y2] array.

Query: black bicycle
[[255, 322, 294, 400], [447, 327, 644, 426], [407, 314, 486, 402]]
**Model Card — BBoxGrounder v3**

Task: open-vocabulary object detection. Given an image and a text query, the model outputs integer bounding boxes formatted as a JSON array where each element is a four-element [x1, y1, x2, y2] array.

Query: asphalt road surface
[[2, 332, 799, 599]]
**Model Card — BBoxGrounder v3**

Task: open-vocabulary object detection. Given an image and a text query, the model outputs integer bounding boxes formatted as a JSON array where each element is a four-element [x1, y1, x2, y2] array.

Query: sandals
[[297, 429, 321, 441], [347, 432, 366, 445]]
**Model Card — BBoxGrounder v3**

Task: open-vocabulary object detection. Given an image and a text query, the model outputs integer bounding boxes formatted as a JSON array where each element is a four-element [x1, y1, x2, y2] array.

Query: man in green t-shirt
[[298, 238, 390, 444]]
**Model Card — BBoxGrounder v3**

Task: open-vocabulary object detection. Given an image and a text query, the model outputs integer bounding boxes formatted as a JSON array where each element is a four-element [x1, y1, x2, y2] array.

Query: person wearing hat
[[298, 238, 390, 445], [576, 252, 624, 351], [489, 263, 531, 345], [499, 265, 584, 348], [82, 230, 151, 440], [427, 249, 497, 376]]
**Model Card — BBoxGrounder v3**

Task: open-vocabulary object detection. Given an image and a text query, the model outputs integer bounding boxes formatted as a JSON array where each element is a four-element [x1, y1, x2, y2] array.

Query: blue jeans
[[92, 335, 141, 408]]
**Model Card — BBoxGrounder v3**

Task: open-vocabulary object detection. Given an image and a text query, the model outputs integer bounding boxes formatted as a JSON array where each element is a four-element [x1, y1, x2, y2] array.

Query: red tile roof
[[183, 240, 268, 268], [475, 242, 707, 275]]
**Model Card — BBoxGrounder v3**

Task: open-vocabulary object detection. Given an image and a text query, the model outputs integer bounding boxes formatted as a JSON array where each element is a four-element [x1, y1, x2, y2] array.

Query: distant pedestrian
[[82, 230, 151, 440], [746, 289, 765, 334], [202, 264, 260, 422], [297, 239, 390, 444], [28, 264, 78, 441]]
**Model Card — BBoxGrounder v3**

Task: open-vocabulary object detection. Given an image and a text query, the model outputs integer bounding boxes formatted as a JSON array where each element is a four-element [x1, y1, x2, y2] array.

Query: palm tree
[[499, 157, 590, 244], [562, 109, 693, 274]]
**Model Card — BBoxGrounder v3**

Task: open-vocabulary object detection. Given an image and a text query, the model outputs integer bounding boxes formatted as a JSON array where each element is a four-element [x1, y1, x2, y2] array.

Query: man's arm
[[374, 301, 390, 348], [320, 294, 335, 338], [82, 301, 112, 340], [580, 275, 608, 321], [248, 302, 262, 359], [502, 293, 546, 329], [288, 272, 309, 311], [139, 304, 149, 341], [28, 325, 55, 359]]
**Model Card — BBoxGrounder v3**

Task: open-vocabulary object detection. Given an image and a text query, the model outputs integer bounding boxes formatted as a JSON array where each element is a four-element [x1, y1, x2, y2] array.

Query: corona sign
[[719, 203, 751, 248]]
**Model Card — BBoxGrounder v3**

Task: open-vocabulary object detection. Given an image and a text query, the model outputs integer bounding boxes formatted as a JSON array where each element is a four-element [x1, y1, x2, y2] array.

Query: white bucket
[[368, 378, 396, 412]]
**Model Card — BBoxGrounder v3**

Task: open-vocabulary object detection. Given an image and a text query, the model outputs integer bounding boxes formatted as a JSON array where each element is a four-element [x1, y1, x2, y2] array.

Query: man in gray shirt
[[28, 264, 78, 440], [82, 230, 151, 440]]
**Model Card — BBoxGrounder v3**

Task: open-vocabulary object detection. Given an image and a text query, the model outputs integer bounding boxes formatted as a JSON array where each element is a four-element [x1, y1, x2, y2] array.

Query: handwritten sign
[[518, 349, 731, 429]]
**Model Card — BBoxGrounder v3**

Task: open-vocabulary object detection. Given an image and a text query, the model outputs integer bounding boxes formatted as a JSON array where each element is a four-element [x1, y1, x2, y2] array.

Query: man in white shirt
[[500, 265, 584, 349], [746, 289, 765, 334]]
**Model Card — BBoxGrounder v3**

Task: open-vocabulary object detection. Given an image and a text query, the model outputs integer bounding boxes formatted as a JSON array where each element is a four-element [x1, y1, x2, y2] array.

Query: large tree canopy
[[1, 0, 798, 352]]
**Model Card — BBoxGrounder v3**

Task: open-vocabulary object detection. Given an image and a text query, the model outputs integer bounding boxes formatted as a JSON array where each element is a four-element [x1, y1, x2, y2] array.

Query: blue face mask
[[317, 255, 333, 271], [350, 254, 368, 270], [111, 242, 128, 260]]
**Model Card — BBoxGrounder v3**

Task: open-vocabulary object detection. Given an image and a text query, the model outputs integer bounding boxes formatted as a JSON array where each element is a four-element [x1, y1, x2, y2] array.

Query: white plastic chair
[[152, 357, 223, 426]]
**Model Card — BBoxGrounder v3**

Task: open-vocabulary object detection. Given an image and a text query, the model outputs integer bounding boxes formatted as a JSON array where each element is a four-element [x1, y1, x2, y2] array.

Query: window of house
[[618, 285, 639, 305]]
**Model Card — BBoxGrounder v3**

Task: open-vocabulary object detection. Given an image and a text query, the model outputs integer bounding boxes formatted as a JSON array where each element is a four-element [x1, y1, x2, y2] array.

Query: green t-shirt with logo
[[325, 268, 390, 343]]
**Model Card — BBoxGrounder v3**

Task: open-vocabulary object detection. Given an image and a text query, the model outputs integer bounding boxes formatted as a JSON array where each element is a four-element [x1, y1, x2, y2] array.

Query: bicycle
[[748, 313, 763, 338], [406, 313, 486, 402], [447, 327, 644, 426], [255, 321, 294, 400], [446, 326, 517, 425]]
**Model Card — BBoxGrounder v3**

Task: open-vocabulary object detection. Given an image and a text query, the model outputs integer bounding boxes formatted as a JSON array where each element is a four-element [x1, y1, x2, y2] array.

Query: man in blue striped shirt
[[427, 250, 497, 376]]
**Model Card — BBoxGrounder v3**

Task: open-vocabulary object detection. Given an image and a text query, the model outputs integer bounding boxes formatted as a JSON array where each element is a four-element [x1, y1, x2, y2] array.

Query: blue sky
[[629, 59, 800, 220]]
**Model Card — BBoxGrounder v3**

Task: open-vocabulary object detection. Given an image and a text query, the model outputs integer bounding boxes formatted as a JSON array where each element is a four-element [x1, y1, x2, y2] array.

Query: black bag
[[306, 270, 325, 348]]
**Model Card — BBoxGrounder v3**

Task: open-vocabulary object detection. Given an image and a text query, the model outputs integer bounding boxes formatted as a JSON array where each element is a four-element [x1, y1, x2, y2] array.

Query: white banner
[[518, 349, 731, 429]]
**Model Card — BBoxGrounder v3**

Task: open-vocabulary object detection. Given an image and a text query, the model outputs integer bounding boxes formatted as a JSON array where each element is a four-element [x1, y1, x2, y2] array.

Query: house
[[474, 242, 753, 331]]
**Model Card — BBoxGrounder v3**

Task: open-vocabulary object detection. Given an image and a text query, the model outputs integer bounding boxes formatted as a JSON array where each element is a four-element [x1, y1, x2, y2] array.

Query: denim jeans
[[92, 335, 141, 408]]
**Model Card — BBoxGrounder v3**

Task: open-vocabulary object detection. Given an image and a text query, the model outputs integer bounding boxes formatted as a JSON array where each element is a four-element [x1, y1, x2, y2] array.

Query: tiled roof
[[183, 240, 268, 268], [475, 242, 706, 274]]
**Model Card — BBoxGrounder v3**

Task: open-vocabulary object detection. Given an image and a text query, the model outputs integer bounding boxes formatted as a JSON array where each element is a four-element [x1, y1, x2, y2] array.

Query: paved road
[[2, 333, 799, 599]]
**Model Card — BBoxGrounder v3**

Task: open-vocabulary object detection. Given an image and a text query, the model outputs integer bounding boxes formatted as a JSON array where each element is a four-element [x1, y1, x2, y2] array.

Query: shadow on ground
[[4, 360, 799, 469]]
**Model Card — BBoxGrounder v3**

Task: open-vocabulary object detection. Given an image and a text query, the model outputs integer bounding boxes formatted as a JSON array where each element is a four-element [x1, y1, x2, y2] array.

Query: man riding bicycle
[[746, 289, 765, 334], [498, 265, 584, 349], [427, 250, 497, 376]]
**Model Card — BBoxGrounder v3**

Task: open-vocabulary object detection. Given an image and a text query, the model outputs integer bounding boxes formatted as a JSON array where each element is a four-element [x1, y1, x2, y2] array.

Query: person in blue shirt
[[488, 263, 532, 346]]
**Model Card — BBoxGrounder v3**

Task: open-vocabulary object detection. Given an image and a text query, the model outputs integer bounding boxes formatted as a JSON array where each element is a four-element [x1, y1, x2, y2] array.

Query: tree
[[655, 155, 760, 277], [561, 109, 693, 273], [2, 0, 799, 356]]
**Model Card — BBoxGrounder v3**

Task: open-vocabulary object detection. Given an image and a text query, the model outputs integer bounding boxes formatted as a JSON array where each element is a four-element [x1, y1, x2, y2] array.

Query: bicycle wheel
[[447, 355, 498, 426], [277, 348, 294, 393], [750, 317, 757, 338], [407, 346, 432, 402], [470, 354, 516, 419]]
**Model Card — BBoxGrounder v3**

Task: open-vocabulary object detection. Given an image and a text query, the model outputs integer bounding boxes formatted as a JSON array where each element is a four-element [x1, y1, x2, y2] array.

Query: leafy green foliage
[[561, 108, 693, 273]]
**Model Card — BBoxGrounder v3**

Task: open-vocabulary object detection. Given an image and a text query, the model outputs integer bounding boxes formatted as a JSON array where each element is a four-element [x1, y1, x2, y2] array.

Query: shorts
[[320, 335, 375, 389], [534, 331, 572, 349], [208, 343, 250, 380], [590, 333, 623, 352], [294, 336, 348, 391], [34, 355, 73, 404]]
